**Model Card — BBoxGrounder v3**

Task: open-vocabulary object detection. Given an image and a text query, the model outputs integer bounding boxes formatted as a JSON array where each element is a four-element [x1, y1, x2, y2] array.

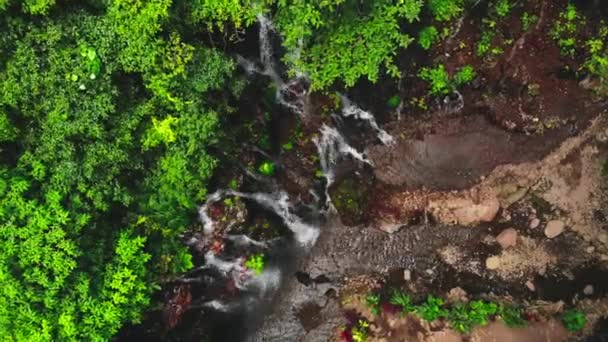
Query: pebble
[[599, 233, 608, 244], [496, 228, 518, 249], [584, 285, 594, 296], [544, 220, 565, 238], [586, 246, 596, 253], [526, 280, 536, 292], [529, 218, 540, 229], [486, 256, 501, 270], [403, 270, 411, 281]]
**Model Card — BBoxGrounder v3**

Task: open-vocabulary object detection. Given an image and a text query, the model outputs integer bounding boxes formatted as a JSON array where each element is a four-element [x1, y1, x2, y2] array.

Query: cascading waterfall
[[314, 124, 373, 190], [340, 95, 394, 145], [192, 15, 389, 334], [235, 16, 310, 117]]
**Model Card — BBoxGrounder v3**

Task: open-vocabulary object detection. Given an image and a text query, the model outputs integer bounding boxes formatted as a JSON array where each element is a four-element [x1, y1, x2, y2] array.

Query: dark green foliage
[[454, 65, 476, 86], [427, 0, 464, 21], [417, 295, 448, 321], [419, 64, 475, 96], [550, 4, 586, 57], [562, 310, 586, 332], [494, 0, 511, 18], [366, 293, 381, 315], [419, 64, 451, 95], [276, 0, 424, 90], [389, 289, 415, 314], [521, 12, 538, 32], [418, 26, 439, 50], [499, 305, 527, 328], [584, 23, 608, 96], [387, 95, 401, 108], [0, 2, 236, 340]]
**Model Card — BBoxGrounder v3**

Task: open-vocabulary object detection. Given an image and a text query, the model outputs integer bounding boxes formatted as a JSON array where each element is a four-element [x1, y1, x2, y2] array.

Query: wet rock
[[544, 220, 565, 238], [496, 228, 518, 249], [486, 256, 501, 270], [329, 176, 369, 226], [530, 218, 540, 229], [583, 285, 594, 296], [428, 189, 500, 226]]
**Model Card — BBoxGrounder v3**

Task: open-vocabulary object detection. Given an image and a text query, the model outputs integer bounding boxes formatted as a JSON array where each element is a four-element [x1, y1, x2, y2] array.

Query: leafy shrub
[[550, 4, 586, 57], [499, 305, 527, 328], [419, 26, 439, 50], [417, 295, 448, 321], [419, 64, 451, 95], [495, 0, 511, 17], [419, 64, 475, 96], [366, 293, 381, 315], [258, 161, 275, 176], [448, 300, 497, 333], [562, 310, 586, 332], [477, 29, 495, 56], [454, 65, 476, 86], [387, 95, 401, 108], [521, 12, 538, 32], [245, 254, 265, 275], [390, 289, 415, 314], [427, 0, 464, 21], [584, 23, 608, 96]]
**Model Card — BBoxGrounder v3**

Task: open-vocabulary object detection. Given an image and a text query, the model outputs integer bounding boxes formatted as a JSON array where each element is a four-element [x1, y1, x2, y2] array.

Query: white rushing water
[[196, 15, 387, 319], [199, 189, 319, 247], [236, 16, 310, 117], [340, 95, 394, 145], [314, 124, 372, 187]]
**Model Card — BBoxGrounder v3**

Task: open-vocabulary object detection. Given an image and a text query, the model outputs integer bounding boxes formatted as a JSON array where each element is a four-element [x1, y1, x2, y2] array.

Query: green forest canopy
[[0, 0, 465, 340]]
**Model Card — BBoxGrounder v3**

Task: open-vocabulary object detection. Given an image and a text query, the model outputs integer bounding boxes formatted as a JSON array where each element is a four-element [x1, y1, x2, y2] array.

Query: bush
[[427, 0, 464, 21], [499, 305, 527, 328], [584, 23, 608, 96], [419, 64, 451, 95], [419, 64, 475, 96], [258, 161, 276, 176], [419, 26, 439, 50], [550, 4, 586, 57], [521, 12, 538, 32], [562, 310, 586, 332], [390, 289, 415, 314], [495, 0, 511, 17], [245, 254, 265, 275], [454, 65, 476, 86], [417, 295, 449, 321]]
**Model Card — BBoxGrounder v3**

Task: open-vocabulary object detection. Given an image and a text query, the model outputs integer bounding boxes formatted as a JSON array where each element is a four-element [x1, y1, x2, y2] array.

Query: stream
[[188, 16, 398, 341]]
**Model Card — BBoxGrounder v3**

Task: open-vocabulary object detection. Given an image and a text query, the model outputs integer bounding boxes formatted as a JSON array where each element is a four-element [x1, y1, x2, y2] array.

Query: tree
[[0, 2, 235, 339]]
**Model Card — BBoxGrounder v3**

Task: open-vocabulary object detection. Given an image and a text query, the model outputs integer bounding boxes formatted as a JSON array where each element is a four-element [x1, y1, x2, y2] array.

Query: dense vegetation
[[0, 1, 238, 340], [1, 0, 607, 340]]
